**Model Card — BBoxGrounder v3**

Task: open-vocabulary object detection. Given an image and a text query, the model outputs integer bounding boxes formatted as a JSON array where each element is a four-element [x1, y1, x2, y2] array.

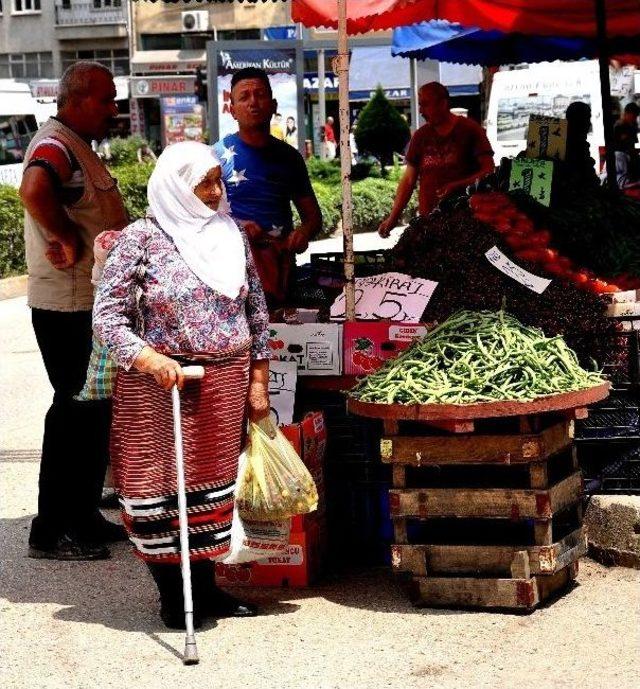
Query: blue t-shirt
[[213, 133, 313, 239]]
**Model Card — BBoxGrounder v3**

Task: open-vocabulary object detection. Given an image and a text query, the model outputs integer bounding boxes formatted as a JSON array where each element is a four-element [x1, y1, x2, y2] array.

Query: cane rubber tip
[[183, 639, 199, 665]]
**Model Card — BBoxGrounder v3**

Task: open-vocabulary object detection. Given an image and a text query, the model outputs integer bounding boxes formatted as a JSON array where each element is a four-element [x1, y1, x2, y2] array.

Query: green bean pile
[[350, 310, 604, 405]]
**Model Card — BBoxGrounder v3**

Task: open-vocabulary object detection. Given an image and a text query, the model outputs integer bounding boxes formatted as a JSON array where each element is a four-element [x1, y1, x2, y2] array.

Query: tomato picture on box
[[215, 523, 321, 588], [343, 322, 429, 375]]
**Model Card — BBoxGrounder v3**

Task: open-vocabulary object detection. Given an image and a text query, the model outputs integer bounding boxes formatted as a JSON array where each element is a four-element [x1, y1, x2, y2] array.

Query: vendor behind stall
[[213, 68, 322, 308], [379, 82, 494, 237]]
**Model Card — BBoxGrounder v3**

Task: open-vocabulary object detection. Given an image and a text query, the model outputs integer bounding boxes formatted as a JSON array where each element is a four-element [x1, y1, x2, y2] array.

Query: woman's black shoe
[[207, 588, 258, 618], [191, 560, 258, 618]]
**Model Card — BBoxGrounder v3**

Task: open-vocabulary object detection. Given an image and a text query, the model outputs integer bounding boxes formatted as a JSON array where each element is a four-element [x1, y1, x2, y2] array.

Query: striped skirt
[[110, 345, 250, 563]]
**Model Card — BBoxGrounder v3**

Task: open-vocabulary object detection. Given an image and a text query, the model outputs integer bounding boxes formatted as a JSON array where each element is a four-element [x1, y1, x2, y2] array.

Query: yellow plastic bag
[[236, 418, 319, 522]]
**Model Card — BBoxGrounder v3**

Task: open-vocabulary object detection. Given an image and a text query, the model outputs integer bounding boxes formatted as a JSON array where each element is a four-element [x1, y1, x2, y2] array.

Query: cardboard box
[[343, 321, 429, 375], [215, 522, 321, 588], [526, 114, 567, 160], [281, 412, 327, 532], [268, 323, 342, 376], [607, 302, 640, 318]]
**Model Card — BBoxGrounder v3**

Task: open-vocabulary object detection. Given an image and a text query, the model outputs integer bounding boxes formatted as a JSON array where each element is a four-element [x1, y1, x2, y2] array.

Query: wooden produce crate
[[348, 389, 607, 612]]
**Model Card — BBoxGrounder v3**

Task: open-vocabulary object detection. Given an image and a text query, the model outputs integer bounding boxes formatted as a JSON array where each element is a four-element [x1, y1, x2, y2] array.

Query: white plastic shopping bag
[[221, 450, 291, 565]]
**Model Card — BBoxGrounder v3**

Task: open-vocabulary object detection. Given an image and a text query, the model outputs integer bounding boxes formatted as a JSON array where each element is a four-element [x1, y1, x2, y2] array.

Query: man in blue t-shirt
[[213, 67, 321, 307]]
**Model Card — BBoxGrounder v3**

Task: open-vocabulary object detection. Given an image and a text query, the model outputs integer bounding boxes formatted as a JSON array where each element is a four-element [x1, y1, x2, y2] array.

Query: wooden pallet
[[391, 527, 586, 577], [380, 420, 574, 466], [409, 561, 579, 612]]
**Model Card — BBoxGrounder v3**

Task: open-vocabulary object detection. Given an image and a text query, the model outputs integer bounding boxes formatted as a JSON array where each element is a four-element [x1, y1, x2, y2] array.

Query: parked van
[[486, 60, 610, 168], [0, 79, 55, 188]]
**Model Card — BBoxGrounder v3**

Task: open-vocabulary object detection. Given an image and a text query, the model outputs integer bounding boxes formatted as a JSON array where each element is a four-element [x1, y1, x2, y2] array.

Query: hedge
[[0, 185, 26, 278], [0, 162, 417, 278]]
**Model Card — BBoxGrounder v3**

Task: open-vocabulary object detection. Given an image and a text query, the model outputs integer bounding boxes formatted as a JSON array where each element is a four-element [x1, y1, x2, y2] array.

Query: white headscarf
[[147, 141, 246, 299]]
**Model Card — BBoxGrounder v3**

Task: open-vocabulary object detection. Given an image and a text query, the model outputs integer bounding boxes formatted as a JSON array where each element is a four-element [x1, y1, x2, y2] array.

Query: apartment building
[[0, 0, 129, 80]]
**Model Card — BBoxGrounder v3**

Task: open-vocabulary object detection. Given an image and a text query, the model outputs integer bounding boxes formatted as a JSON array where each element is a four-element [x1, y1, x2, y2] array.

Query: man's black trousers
[[29, 308, 111, 545]]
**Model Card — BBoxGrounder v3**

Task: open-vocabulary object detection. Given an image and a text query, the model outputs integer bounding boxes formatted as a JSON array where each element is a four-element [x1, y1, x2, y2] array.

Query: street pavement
[[1, 296, 639, 689]]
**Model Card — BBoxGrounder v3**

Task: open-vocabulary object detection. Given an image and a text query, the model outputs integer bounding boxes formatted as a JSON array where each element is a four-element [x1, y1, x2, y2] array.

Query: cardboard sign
[[526, 114, 567, 161], [268, 361, 297, 426], [268, 324, 342, 376], [330, 272, 438, 323], [509, 158, 554, 206], [485, 246, 552, 294], [343, 321, 429, 375]]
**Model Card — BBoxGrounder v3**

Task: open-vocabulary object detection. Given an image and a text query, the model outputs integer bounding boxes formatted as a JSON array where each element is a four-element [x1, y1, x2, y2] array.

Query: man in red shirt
[[379, 82, 494, 237], [323, 116, 337, 160]]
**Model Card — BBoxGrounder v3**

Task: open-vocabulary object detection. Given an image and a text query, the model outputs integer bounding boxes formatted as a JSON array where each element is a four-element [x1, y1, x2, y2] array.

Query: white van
[[486, 60, 607, 167], [0, 79, 50, 188]]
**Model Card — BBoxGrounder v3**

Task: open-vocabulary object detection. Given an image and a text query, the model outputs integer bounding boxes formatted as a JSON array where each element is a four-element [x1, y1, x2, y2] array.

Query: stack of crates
[[296, 388, 393, 567], [575, 331, 640, 495]]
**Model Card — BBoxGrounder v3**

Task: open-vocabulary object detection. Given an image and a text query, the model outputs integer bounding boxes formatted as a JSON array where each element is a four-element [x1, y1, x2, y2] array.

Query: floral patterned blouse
[[93, 217, 270, 370]]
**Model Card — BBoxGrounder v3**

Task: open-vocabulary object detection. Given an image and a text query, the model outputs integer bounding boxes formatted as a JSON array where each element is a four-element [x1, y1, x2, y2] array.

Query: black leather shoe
[[28, 534, 111, 561], [206, 588, 258, 618]]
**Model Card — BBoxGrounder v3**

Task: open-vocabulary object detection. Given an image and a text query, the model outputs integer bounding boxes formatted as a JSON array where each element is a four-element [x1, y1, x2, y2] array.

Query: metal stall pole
[[336, 0, 355, 321]]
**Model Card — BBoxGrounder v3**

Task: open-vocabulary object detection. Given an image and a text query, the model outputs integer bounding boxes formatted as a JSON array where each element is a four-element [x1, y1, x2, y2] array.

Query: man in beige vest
[[20, 62, 128, 560]]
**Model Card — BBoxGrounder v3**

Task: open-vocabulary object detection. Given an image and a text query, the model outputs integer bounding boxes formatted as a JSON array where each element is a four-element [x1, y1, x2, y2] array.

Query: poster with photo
[[216, 48, 299, 149], [161, 96, 205, 147]]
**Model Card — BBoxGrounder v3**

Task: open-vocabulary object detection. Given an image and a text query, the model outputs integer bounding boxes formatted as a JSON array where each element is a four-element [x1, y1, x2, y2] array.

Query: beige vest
[[23, 118, 128, 311]]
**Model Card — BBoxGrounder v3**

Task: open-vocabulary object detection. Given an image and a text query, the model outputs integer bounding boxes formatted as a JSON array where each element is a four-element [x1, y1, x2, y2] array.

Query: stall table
[[348, 383, 610, 611]]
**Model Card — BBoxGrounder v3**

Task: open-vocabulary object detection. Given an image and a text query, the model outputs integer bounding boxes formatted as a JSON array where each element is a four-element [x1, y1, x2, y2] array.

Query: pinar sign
[[130, 76, 196, 99]]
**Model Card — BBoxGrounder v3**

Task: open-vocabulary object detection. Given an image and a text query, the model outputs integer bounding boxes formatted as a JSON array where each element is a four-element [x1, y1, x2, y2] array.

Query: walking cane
[[171, 365, 205, 666]]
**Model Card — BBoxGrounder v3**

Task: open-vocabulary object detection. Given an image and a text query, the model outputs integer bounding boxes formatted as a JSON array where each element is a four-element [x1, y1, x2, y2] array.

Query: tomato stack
[[469, 192, 640, 294]]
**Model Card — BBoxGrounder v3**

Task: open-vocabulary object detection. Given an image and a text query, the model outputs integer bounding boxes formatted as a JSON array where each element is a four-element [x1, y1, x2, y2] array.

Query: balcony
[[55, 1, 128, 41]]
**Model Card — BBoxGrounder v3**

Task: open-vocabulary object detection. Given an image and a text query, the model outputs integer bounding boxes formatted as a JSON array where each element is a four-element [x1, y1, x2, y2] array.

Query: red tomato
[[542, 262, 568, 277], [572, 271, 590, 285], [590, 279, 610, 294]]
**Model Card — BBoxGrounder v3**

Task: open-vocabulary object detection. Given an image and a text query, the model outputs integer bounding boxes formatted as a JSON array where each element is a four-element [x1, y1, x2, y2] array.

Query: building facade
[[0, 0, 129, 80]]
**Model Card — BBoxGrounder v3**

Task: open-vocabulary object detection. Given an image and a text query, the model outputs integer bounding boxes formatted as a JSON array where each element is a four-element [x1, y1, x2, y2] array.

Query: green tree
[[354, 86, 411, 174]]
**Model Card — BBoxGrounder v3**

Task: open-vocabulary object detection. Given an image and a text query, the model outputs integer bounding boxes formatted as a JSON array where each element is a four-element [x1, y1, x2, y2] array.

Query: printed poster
[[160, 96, 205, 147], [217, 48, 299, 149]]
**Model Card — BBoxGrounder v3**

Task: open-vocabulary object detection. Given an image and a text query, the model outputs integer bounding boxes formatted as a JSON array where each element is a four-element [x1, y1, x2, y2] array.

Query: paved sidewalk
[[1, 296, 639, 689]]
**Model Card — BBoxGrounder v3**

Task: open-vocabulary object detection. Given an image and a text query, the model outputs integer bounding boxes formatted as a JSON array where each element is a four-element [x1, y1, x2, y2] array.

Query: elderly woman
[[93, 141, 270, 629]]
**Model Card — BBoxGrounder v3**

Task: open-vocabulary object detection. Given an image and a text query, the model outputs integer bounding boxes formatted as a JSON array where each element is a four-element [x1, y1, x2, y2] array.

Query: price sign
[[509, 158, 554, 207], [268, 361, 297, 425], [485, 246, 551, 294], [330, 272, 438, 323]]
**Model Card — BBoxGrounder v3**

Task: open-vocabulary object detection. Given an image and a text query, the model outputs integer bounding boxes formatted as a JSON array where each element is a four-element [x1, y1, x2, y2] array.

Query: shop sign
[[131, 77, 195, 99], [350, 88, 411, 101], [218, 48, 295, 75], [485, 246, 552, 294], [330, 272, 438, 323], [303, 73, 339, 91], [264, 26, 297, 40]]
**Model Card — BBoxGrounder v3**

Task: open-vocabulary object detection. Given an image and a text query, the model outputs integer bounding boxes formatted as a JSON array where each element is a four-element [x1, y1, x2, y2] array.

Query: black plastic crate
[[575, 389, 640, 439], [325, 480, 393, 566], [597, 331, 640, 388], [309, 250, 389, 283], [576, 439, 640, 495]]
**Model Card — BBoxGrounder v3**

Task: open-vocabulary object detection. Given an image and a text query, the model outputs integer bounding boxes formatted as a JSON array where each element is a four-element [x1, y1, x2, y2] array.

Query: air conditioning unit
[[182, 10, 209, 33]]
